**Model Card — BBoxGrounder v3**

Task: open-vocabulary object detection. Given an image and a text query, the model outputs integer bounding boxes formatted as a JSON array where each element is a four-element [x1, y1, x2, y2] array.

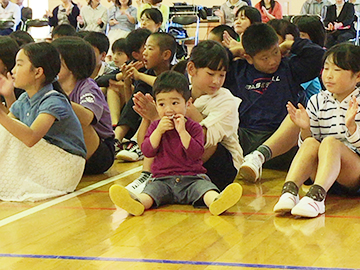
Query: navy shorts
[[143, 174, 220, 207]]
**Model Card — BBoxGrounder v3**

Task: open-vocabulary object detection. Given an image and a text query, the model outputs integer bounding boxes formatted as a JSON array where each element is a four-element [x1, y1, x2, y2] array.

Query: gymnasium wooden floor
[[1, 160, 360, 270]]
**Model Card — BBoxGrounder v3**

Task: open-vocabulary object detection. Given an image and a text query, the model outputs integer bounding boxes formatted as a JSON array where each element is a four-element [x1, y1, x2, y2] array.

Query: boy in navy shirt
[[224, 23, 324, 177]]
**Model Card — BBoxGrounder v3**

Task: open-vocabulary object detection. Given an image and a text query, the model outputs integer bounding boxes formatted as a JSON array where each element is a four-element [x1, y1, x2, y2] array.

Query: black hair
[[22, 42, 67, 98], [323, 43, 360, 73], [114, 0, 132, 7], [292, 15, 326, 47], [149, 32, 177, 63], [52, 36, 96, 80], [189, 40, 229, 71], [235, 6, 262, 24], [0, 36, 19, 72], [83, 31, 110, 54], [267, 19, 300, 41], [260, 0, 275, 11], [153, 70, 190, 101], [125, 28, 152, 60], [9, 30, 34, 47], [209, 25, 238, 42], [112, 38, 127, 54], [151, 0, 162, 5], [140, 8, 163, 25], [242, 23, 279, 57], [51, 24, 77, 39], [76, 30, 91, 39]]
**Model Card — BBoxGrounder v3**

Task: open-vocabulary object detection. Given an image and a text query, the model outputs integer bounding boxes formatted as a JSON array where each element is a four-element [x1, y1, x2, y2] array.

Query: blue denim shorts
[[142, 174, 220, 207]]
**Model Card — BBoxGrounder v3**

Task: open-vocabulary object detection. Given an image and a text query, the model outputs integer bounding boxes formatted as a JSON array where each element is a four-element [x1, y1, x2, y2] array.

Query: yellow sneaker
[[209, 183, 243, 216], [109, 184, 145, 216]]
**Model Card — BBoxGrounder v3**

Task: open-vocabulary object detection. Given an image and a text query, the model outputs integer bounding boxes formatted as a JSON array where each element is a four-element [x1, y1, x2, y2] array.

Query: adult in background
[[324, 0, 355, 49], [46, 0, 80, 30], [0, 0, 20, 35], [300, 0, 333, 20], [77, 0, 108, 33], [254, 0, 282, 23], [15, 0, 32, 30]]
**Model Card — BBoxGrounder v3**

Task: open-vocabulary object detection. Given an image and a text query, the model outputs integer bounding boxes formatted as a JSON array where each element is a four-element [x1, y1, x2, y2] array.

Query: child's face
[[299, 32, 311, 41], [155, 90, 188, 118], [12, 49, 37, 90], [58, 57, 72, 85], [113, 50, 128, 68], [322, 55, 360, 101], [119, 0, 129, 5], [0, 59, 7, 76], [188, 64, 226, 96], [234, 11, 251, 35], [92, 46, 105, 67], [246, 44, 281, 74], [140, 15, 161, 33], [142, 35, 165, 70]]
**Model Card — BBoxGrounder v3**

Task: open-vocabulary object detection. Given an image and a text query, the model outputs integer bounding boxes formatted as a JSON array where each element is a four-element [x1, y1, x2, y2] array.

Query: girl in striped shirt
[[273, 43, 360, 218]]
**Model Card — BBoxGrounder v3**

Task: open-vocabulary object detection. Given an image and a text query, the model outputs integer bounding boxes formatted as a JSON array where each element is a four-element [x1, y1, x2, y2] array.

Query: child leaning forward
[[109, 71, 242, 216]]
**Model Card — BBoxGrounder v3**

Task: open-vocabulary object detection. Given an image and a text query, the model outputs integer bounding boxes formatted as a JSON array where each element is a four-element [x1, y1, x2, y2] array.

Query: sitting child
[[109, 71, 242, 216], [273, 43, 360, 218]]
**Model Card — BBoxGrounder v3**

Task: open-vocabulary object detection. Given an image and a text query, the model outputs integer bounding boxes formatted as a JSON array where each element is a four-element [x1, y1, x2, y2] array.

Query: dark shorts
[[143, 174, 220, 207], [239, 127, 297, 171], [84, 136, 115, 175], [203, 143, 238, 191]]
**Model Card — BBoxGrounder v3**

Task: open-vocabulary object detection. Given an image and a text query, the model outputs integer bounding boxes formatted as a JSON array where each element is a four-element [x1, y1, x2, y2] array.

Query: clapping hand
[[345, 95, 358, 135]]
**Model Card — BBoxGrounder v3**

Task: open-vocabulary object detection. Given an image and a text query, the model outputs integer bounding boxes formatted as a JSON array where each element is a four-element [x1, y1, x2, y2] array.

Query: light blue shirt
[[10, 84, 87, 158]]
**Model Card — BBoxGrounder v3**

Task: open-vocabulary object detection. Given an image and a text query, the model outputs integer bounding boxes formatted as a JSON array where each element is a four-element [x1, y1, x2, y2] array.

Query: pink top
[[255, 1, 283, 23]]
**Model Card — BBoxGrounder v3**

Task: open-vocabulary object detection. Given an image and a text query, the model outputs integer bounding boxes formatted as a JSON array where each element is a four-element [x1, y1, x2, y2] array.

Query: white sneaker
[[273, 192, 299, 214], [239, 151, 264, 182], [209, 183, 243, 216], [116, 141, 144, 161], [125, 172, 151, 194], [291, 196, 325, 218], [109, 184, 145, 216]]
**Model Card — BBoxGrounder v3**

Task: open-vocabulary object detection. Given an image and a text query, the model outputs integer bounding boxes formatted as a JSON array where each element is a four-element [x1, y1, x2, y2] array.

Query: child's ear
[[34, 67, 44, 80], [162, 49, 172, 61], [243, 53, 253, 65], [185, 98, 192, 109], [100, 51, 107, 62], [132, 51, 141, 61], [187, 61, 196, 77]]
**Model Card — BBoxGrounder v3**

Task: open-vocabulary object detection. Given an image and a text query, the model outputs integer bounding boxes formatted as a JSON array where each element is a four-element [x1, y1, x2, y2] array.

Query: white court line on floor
[[0, 166, 143, 228]]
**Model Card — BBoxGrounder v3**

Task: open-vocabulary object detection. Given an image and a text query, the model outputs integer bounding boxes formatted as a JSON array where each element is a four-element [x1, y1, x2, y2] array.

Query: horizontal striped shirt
[[300, 88, 360, 153]]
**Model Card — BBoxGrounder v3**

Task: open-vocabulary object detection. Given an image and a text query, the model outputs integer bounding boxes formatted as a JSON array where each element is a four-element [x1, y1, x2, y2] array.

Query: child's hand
[[0, 72, 14, 98], [345, 95, 358, 135], [286, 101, 310, 130], [108, 79, 124, 93], [157, 116, 174, 134], [77, 15, 84, 24], [173, 114, 186, 133], [133, 92, 159, 121], [222, 31, 240, 49]]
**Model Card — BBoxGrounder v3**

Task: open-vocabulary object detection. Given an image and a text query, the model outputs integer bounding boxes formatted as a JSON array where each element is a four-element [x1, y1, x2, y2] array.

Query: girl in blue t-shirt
[[0, 42, 86, 202]]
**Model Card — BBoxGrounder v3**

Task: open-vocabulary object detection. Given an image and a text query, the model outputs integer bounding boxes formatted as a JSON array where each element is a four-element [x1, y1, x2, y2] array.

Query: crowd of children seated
[[0, 0, 360, 219]]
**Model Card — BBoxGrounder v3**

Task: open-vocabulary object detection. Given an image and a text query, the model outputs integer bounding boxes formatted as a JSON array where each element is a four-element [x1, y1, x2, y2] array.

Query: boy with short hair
[[109, 71, 242, 216], [224, 23, 324, 175], [115, 32, 177, 162], [83, 31, 116, 81]]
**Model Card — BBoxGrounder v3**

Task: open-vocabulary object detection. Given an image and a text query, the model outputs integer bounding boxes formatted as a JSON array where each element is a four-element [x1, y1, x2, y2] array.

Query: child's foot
[[273, 192, 299, 214], [109, 184, 145, 216], [291, 196, 325, 218], [125, 171, 151, 194], [239, 152, 263, 182], [116, 141, 144, 162], [209, 183, 243, 216]]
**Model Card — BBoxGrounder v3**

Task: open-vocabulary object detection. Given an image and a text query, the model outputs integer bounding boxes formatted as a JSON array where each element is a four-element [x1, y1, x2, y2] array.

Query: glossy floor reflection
[[0, 161, 359, 269]]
